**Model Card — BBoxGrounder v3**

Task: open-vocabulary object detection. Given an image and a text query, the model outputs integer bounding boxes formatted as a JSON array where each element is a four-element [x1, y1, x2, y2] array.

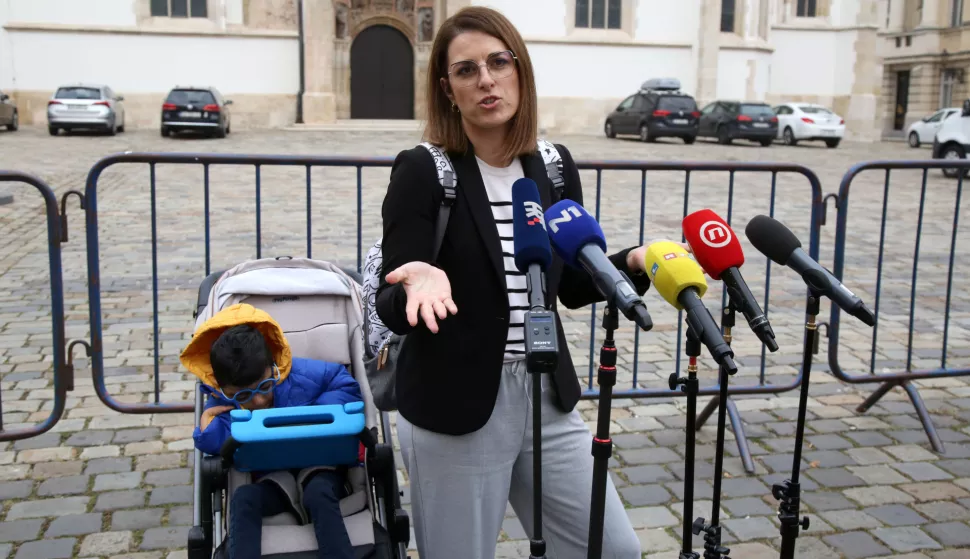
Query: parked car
[[772, 103, 845, 148], [697, 101, 777, 146], [906, 107, 959, 148], [604, 78, 699, 144], [932, 100, 970, 178], [47, 84, 125, 136], [160, 86, 232, 138], [0, 90, 17, 131]]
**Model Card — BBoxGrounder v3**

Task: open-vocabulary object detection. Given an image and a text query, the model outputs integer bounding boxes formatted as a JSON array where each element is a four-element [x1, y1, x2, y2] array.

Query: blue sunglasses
[[219, 364, 280, 405]]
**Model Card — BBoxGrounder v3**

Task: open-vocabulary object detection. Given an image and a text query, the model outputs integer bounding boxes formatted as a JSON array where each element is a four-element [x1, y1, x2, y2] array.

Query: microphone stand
[[587, 300, 618, 559], [691, 304, 735, 559], [774, 290, 818, 559], [669, 324, 701, 559]]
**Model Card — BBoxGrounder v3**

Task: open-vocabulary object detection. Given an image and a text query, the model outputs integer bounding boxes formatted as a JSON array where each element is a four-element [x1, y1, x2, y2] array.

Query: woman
[[376, 7, 651, 558]]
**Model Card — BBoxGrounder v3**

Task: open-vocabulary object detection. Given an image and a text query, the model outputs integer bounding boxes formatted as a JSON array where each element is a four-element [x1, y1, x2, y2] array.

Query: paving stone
[[722, 497, 773, 517], [167, 506, 194, 527], [148, 484, 192, 505], [933, 459, 970, 477], [621, 465, 675, 484], [80, 531, 133, 556], [865, 505, 929, 526], [803, 450, 855, 468], [716, 542, 776, 559], [0, 480, 32, 500], [85, 457, 133, 475], [722, 516, 777, 541], [807, 434, 854, 450], [45, 513, 104, 537], [94, 489, 146, 511], [885, 445, 940, 462], [819, 509, 885, 530], [892, 462, 954, 481], [0, 519, 44, 543], [634, 528, 680, 553], [136, 453, 183, 471], [805, 467, 867, 488], [6, 496, 89, 519], [612, 433, 652, 449], [619, 484, 672, 506], [847, 447, 895, 465], [845, 430, 894, 446], [720, 477, 768, 498], [13, 538, 75, 559], [872, 526, 943, 552], [804, 491, 857, 511], [758, 453, 805, 474], [793, 536, 841, 559], [921, 521, 970, 547], [617, 447, 681, 465], [113, 427, 161, 443], [666, 479, 713, 501], [144, 468, 191, 487], [140, 526, 192, 550], [112, 508, 165, 531], [65, 430, 115, 447], [36, 474, 89, 496], [914, 501, 970, 522], [844, 486, 917, 506], [0, 543, 9, 559], [94, 472, 143, 491], [899, 482, 970, 502], [626, 506, 678, 529], [823, 531, 892, 558], [11, 432, 62, 451]]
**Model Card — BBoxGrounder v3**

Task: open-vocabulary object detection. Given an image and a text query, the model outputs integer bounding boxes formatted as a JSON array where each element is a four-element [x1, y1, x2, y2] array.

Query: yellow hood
[[180, 303, 292, 389]]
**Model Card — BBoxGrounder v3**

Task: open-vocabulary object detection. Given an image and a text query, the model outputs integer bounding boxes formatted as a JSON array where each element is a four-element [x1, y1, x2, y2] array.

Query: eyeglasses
[[220, 364, 280, 405], [447, 50, 518, 89]]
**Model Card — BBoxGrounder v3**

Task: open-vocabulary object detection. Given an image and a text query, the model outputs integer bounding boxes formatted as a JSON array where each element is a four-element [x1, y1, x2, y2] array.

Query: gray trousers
[[397, 360, 641, 559]]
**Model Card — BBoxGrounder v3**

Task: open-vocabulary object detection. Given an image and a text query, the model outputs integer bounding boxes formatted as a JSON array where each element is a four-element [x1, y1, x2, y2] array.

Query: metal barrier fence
[[829, 160, 970, 453], [0, 171, 70, 442]]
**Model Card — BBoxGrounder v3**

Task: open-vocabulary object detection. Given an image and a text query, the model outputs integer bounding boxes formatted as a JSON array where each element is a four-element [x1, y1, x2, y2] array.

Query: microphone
[[644, 241, 737, 373], [744, 215, 875, 326], [683, 209, 779, 352], [512, 178, 559, 373], [545, 199, 652, 331]]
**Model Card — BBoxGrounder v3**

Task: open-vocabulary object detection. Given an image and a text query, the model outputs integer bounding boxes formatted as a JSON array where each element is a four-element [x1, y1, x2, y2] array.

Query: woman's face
[[441, 30, 520, 134]]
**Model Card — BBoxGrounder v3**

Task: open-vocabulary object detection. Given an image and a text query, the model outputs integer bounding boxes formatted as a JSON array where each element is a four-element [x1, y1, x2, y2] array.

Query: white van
[[932, 99, 970, 177]]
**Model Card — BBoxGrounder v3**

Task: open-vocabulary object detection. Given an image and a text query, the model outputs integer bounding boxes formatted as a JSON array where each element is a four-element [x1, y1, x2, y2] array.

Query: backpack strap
[[536, 138, 565, 201], [419, 142, 456, 260]]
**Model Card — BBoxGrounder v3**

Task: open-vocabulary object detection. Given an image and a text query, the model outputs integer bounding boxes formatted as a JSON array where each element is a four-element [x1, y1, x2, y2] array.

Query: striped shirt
[[476, 156, 529, 362]]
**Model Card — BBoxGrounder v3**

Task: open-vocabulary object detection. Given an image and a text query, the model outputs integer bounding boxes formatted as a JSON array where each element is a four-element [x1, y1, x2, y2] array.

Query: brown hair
[[423, 6, 538, 164]]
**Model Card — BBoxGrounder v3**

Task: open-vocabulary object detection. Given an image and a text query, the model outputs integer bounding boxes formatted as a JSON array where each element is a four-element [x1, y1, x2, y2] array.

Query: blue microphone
[[511, 178, 558, 374], [546, 199, 652, 331]]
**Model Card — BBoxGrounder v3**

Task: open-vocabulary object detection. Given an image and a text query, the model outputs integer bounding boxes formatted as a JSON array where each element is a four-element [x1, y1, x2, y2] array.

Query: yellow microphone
[[644, 241, 708, 310], [644, 241, 736, 373]]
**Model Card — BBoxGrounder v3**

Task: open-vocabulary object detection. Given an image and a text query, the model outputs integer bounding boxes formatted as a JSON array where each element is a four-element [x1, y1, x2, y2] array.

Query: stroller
[[185, 257, 410, 559]]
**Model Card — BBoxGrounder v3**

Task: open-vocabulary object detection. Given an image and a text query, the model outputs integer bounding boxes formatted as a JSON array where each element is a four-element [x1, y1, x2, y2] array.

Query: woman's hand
[[385, 262, 458, 333], [626, 240, 692, 274]]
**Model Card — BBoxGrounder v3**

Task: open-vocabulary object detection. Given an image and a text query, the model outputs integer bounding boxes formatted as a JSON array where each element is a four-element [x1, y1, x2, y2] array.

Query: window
[[740, 103, 775, 117], [658, 96, 697, 112], [55, 87, 103, 100], [151, 0, 207, 18], [700, 103, 716, 115], [941, 69, 958, 107], [575, 0, 621, 29], [796, 0, 817, 17], [616, 95, 636, 111], [632, 96, 648, 111], [775, 105, 793, 115], [953, 0, 964, 27], [721, 0, 736, 32]]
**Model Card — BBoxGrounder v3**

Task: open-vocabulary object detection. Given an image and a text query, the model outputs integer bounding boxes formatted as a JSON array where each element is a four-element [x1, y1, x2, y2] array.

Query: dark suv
[[604, 80, 699, 144], [161, 86, 232, 138], [697, 101, 777, 146]]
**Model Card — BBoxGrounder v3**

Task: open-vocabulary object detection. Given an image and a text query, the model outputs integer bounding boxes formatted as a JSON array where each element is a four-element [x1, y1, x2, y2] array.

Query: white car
[[772, 103, 845, 148], [906, 107, 960, 148]]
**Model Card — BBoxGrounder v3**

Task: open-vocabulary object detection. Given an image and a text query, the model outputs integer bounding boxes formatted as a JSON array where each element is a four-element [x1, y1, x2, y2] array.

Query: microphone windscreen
[[644, 241, 708, 310], [511, 178, 552, 272], [744, 215, 801, 266], [682, 209, 744, 280], [545, 199, 606, 269]]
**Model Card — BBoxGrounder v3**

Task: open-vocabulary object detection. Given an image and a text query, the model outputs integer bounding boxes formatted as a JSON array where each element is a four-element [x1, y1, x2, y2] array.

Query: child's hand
[[201, 405, 234, 431]]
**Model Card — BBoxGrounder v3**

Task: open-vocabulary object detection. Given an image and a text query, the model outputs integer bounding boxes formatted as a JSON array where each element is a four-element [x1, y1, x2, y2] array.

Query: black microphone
[[745, 215, 876, 326]]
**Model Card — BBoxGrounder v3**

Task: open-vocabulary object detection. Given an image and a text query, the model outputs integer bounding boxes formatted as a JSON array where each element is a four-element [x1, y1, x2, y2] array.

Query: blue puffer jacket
[[193, 357, 363, 456]]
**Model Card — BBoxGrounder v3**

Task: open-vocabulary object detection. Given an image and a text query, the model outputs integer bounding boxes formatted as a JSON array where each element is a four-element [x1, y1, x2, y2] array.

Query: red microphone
[[683, 209, 778, 352]]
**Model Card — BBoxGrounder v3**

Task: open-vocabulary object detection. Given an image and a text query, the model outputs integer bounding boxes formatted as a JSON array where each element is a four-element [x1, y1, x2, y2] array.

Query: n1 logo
[[524, 201, 545, 228], [699, 220, 732, 248], [548, 205, 583, 233]]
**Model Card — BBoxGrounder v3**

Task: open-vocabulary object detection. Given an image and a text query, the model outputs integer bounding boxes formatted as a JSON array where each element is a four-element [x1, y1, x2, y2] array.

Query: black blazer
[[376, 142, 651, 436]]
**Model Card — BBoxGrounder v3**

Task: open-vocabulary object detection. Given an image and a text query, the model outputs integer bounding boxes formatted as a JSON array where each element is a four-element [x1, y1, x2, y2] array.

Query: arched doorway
[[350, 25, 414, 119]]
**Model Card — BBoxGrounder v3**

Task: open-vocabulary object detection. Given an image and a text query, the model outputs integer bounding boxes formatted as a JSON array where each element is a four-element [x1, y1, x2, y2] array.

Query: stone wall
[[244, 0, 299, 30]]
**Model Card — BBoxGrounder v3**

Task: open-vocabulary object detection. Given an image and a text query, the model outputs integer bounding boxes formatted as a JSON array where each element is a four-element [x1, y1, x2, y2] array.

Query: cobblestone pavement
[[1, 126, 970, 559]]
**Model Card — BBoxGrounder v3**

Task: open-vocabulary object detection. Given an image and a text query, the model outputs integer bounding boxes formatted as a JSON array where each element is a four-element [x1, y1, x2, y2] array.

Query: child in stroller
[[181, 303, 362, 559]]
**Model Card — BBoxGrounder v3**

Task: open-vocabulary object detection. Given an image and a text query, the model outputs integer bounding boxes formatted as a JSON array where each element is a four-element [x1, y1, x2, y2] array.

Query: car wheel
[[783, 127, 797, 146], [639, 124, 651, 142], [908, 131, 920, 148], [942, 144, 966, 178], [760, 138, 773, 147], [604, 121, 615, 139], [106, 118, 116, 136], [825, 139, 840, 149], [48, 126, 58, 136], [214, 125, 227, 139], [7, 111, 17, 131], [118, 119, 125, 133], [684, 135, 696, 145], [160, 126, 169, 137], [717, 126, 731, 145], [226, 121, 231, 134]]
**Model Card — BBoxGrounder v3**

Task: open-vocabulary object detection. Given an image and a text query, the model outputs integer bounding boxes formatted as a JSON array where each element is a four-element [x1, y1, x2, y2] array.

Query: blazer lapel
[[451, 150, 506, 290]]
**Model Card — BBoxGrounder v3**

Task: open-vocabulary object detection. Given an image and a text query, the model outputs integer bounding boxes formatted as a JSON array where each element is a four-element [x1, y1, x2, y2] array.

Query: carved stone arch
[[350, 15, 415, 43]]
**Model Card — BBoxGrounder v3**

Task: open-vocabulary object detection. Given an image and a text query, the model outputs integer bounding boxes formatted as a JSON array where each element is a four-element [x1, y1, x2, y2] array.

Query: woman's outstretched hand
[[385, 262, 458, 333], [626, 240, 693, 274]]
